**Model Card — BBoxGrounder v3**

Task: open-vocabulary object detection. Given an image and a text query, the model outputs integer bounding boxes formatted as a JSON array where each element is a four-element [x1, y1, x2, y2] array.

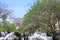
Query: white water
[[28, 32, 53, 40], [0, 32, 16, 40], [5, 32, 16, 40], [0, 31, 53, 40]]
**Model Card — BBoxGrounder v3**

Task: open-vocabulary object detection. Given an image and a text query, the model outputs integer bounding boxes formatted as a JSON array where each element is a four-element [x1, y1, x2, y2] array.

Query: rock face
[[28, 32, 53, 40]]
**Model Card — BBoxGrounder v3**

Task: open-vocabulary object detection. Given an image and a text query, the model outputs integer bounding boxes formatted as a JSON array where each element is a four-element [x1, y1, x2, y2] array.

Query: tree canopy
[[22, 0, 60, 40]]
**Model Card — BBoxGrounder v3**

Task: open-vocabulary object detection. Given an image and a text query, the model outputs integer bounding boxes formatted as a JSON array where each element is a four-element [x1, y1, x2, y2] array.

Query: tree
[[0, 2, 17, 32], [22, 0, 60, 40], [18, 25, 24, 33], [0, 2, 13, 27], [4, 22, 16, 32]]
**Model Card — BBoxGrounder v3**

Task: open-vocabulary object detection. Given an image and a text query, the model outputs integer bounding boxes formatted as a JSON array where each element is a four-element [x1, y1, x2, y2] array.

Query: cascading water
[[0, 32, 16, 40], [0, 31, 53, 40], [1, 32, 5, 37], [5, 32, 16, 40], [28, 31, 53, 40], [0, 32, 7, 40]]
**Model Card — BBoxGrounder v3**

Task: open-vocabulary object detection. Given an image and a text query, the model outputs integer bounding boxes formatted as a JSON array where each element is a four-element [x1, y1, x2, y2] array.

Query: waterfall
[[0, 32, 16, 40], [5, 32, 16, 40], [0, 31, 53, 40], [28, 32, 53, 40], [1, 32, 5, 37]]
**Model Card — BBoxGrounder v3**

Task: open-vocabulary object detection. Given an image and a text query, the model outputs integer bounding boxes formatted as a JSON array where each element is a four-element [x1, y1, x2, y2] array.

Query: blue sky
[[0, 0, 36, 18]]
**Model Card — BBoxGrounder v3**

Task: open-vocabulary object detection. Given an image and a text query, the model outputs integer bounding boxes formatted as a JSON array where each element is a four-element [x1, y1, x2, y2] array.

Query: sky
[[0, 0, 36, 18]]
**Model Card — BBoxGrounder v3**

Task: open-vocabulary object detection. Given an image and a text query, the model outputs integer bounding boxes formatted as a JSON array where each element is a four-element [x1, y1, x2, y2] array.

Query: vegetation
[[0, 0, 60, 40], [22, 0, 60, 40], [0, 2, 16, 32]]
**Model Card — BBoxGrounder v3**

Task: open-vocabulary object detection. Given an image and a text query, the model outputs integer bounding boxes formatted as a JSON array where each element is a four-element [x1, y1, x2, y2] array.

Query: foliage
[[17, 25, 24, 33], [22, 0, 60, 40], [0, 2, 16, 32], [0, 21, 16, 32]]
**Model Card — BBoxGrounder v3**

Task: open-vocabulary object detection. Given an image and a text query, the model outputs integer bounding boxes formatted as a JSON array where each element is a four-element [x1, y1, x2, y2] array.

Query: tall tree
[[0, 2, 13, 27], [22, 0, 60, 40], [0, 2, 16, 32]]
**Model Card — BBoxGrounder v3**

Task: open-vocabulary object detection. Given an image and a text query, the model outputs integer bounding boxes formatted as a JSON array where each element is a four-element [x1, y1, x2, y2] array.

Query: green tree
[[0, 2, 16, 32], [4, 23, 16, 32], [22, 0, 60, 40], [18, 25, 24, 33], [0, 2, 13, 27]]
